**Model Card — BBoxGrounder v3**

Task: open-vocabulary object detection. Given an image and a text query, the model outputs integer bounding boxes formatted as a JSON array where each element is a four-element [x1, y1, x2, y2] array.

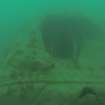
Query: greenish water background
[[0, 0, 105, 80], [0, 0, 104, 64], [0, 1, 105, 104]]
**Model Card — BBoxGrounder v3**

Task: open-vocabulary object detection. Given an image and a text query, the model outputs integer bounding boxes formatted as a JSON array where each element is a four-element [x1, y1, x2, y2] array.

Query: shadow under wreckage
[[40, 14, 102, 65]]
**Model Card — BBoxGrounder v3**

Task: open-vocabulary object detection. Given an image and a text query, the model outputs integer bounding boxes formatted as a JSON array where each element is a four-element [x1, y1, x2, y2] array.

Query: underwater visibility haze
[[0, 0, 105, 105]]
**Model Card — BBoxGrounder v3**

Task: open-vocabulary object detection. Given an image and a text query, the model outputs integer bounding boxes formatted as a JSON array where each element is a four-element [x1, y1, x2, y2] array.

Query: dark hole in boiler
[[40, 14, 101, 64]]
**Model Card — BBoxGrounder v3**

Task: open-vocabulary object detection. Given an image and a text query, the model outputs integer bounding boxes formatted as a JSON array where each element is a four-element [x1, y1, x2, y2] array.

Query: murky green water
[[0, 0, 105, 105]]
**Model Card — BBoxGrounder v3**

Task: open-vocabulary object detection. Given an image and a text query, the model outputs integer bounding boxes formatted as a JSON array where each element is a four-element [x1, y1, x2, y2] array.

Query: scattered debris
[[79, 86, 97, 98]]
